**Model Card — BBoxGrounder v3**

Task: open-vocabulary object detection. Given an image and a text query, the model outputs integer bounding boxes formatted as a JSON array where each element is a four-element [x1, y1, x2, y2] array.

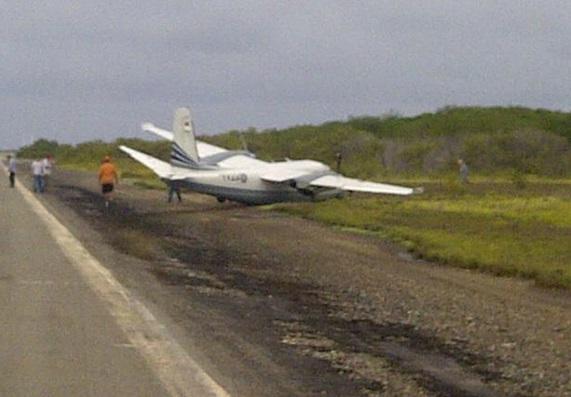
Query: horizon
[[11, 105, 571, 152], [13, 104, 570, 150]]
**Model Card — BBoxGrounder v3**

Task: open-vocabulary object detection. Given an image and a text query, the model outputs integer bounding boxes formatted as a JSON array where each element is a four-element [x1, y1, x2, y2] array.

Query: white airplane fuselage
[[171, 159, 340, 205]]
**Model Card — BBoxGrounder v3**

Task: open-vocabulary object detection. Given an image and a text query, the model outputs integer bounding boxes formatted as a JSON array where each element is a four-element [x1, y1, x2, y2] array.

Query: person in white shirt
[[42, 155, 54, 190], [7, 155, 17, 188], [31, 159, 45, 193]]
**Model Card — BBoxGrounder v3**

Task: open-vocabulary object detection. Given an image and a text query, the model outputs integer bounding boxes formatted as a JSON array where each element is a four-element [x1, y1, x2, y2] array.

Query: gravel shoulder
[[30, 169, 571, 397]]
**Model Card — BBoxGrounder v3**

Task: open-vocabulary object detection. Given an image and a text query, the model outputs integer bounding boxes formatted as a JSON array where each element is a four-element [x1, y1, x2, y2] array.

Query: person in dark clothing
[[458, 159, 469, 184], [167, 181, 182, 203], [335, 152, 343, 173], [7, 155, 16, 188]]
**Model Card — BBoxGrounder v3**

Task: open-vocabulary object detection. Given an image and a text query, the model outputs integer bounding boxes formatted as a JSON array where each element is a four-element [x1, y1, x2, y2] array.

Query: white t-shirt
[[31, 160, 44, 176], [42, 158, 53, 175], [8, 158, 16, 173]]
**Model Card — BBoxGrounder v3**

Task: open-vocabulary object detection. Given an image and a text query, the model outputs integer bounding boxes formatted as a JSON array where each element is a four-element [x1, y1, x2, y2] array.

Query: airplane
[[119, 108, 420, 205]]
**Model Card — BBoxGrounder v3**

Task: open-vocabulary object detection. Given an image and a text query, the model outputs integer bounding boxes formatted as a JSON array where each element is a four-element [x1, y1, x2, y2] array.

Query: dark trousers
[[9, 172, 15, 188], [168, 186, 182, 202], [33, 175, 45, 193]]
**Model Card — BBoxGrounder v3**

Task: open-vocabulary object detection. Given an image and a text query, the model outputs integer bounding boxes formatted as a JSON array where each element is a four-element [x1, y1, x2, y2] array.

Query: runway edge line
[[1, 165, 231, 397]]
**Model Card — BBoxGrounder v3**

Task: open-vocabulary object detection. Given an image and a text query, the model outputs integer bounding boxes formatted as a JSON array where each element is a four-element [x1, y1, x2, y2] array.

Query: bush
[[462, 129, 570, 176], [18, 139, 60, 159]]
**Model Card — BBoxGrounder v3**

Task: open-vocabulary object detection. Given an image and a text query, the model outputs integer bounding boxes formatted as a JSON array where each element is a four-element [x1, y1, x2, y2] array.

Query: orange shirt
[[98, 162, 118, 185]]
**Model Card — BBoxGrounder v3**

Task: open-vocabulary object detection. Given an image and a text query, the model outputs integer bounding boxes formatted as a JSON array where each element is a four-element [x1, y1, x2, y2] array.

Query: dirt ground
[[31, 169, 571, 397]]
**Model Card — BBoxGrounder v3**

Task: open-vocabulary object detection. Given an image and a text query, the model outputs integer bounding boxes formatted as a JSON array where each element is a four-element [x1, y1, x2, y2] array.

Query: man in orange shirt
[[98, 155, 119, 208]]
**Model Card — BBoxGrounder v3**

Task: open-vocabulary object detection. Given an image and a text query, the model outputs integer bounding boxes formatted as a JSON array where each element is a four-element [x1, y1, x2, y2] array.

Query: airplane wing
[[309, 175, 415, 195], [259, 168, 311, 183], [119, 145, 172, 179], [259, 164, 416, 195], [142, 122, 227, 158]]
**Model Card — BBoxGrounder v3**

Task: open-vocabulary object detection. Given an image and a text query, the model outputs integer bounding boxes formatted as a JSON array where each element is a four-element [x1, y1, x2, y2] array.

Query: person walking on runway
[[31, 158, 45, 193], [98, 155, 119, 209], [42, 154, 54, 190], [7, 155, 16, 188]]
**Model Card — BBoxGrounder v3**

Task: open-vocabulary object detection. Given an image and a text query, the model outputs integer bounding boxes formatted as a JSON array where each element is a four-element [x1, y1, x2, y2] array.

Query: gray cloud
[[1, 1, 570, 149]]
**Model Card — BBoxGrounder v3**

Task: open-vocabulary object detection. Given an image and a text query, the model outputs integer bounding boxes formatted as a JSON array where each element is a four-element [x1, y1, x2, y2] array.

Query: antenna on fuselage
[[239, 133, 249, 152]]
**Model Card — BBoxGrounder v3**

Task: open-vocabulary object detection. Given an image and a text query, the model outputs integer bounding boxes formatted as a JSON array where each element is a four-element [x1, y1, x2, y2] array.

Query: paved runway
[[0, 169, 172, 396]]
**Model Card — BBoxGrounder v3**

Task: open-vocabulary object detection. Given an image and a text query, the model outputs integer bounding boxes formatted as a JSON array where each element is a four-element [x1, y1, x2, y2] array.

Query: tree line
[[18, 106, 571, 178]]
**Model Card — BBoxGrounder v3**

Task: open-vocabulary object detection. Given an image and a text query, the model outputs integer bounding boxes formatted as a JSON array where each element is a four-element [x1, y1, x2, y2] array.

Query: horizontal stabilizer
[[119, 145, 171, 179], [142, 123, 174, 141], [310, 175, 415, 195], [196, 141, 228, 158], [141, 122, 227, 158]]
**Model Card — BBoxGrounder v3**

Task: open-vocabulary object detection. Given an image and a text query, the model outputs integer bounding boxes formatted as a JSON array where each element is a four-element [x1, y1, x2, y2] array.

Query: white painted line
[[1, 164, 231, 397], [18, 280, 56, 286]]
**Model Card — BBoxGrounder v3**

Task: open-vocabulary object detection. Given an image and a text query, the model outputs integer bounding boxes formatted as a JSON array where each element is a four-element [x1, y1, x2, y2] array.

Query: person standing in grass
[[98, 155, 119, 208], [458, 159, 469, 184], [31, 158, 45, 193], [7, 155, 16, 188]]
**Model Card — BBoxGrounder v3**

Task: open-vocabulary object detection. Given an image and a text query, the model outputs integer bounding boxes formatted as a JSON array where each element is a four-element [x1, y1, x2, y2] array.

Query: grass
[[273, 180, 571, 289], [57, 151, 570, 289]]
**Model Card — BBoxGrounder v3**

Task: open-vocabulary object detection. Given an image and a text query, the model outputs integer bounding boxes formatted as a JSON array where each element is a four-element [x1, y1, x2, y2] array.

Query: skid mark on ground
[[53, 183, 511, 397], [157, 240, 506, 397]]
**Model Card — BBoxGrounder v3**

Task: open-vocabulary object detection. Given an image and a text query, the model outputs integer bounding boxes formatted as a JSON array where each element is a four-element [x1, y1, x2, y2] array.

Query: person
[[42, 154, 54, 190], [7, 154, 16, 188], [98, 155, 119, 208], [31, 158, 45, 193], [335, 152, 343, 173], [167, 181, 182, 203], [458, 159, 469, 184]]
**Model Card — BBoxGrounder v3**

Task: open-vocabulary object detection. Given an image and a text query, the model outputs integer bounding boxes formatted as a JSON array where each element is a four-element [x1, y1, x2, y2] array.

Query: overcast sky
[[1, 1, 570, 149]]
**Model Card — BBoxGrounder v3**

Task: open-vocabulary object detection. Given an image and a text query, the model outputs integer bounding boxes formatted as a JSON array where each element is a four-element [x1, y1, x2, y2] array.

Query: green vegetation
[[274, 181, 571, 289], [17, 106, 571, 288], [344, 106, 571, 141], [18, 138, 170, 183], [19, 106, 571, 179], [202, 106, 571, 177]]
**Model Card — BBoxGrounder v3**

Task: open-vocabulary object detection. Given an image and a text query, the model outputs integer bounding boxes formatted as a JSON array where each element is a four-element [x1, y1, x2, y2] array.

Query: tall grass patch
[[276, 183, 571, 289]]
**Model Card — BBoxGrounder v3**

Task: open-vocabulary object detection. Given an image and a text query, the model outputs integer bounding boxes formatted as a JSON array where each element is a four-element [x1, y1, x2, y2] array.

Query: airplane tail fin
[[171, 107, 200, 169]]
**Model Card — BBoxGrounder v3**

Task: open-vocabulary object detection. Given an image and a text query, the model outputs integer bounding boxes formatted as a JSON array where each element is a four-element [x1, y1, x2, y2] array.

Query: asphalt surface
[[0, 168, 235, 397], [0, 171, 173, 396]]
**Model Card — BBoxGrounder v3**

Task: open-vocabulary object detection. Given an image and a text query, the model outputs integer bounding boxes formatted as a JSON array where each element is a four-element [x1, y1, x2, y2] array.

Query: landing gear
[[216, 196, 226, 203]]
